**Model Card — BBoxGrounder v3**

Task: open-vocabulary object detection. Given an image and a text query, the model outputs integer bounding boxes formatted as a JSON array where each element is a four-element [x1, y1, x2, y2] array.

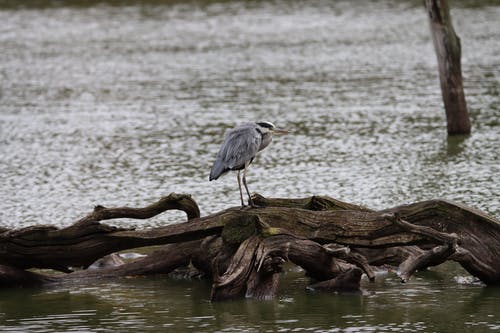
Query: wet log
[[425, 0, 471, 135], [62, 240, 202, 281], [252, 193, 371, 212], [397, 243, 455, 283], [307, 268, 363, 293], [0, 264, 56, 287], [210, 231, 370, 301], [0, 193, 208, 272], [0, 193, 499, 299], [0, 241, 201, 287]]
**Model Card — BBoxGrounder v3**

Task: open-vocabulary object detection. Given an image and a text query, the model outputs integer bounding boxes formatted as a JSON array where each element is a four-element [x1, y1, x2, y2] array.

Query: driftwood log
[[1, 193, 499, 301]]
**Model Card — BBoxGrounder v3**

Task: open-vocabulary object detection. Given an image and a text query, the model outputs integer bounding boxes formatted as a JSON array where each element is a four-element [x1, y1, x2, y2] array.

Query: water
[[0, 265, 498, 332], [0, 0, 499, 331]]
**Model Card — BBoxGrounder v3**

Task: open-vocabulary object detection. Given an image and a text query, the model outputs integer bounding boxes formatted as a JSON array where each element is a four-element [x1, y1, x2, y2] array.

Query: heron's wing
[[209, 124, 261, 180], [222, 125, 262, 169]]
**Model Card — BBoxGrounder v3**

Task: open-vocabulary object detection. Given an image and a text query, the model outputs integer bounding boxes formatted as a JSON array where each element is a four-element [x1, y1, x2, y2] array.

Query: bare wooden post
[[425, 0, 471, 135]]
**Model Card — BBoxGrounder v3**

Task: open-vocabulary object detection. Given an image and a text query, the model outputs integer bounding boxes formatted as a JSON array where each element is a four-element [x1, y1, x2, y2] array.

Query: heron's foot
[[239, 201, 260, 210], [248, 199, 261, 208]]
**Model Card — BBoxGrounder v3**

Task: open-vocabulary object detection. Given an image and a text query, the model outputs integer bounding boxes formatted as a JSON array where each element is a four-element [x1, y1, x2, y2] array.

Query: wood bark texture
[[1, 193, 498, 300], [425, 0, 471, 135]]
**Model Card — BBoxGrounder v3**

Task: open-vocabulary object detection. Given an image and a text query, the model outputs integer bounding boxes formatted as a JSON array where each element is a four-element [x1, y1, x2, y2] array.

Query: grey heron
[[209, 121, 289, 207]]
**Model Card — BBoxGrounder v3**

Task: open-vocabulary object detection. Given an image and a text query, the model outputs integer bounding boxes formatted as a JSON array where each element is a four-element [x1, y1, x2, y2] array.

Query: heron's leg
[[237, 170, 245, 206], [242, 161, 256, 207]]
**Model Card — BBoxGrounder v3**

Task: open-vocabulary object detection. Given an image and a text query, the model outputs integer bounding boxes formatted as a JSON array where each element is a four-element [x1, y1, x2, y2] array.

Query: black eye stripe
[[256, 122, 274, 129]]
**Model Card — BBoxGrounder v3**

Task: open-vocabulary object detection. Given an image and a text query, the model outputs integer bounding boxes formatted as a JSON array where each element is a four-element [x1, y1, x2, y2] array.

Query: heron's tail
[[209, 159, 227, 181]]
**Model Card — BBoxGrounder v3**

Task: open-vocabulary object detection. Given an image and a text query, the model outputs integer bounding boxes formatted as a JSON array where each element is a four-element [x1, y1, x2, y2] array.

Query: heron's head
[[256, 121, 289, 135]]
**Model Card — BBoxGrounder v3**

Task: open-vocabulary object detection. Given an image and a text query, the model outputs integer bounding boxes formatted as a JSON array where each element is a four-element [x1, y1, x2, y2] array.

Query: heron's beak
[[273, 128, 290, 135]]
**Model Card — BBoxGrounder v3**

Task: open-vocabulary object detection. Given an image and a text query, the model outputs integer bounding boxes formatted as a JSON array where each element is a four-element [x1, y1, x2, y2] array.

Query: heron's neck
[[258, 132, 273, 151]]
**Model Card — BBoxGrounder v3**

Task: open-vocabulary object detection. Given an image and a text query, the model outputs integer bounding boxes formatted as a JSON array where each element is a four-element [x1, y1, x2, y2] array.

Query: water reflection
[[0, 267, 498, 332], [445, 134, 469, 157]]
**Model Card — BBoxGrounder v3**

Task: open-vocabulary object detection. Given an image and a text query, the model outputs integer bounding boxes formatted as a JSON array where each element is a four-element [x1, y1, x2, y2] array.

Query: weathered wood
[[0, 265, 55, 287], [1, 194, 499, 298], [307, 268, 363, 293], [324, 243, 375, 281], [397, 244, 455, 283], [73, 193, 200, 227], [0, 241, 201, 287], [0, 194, 215, 271], [356, 246, 428, 267], [211, 236, 261, 301], [252, 193, 372, 212], [2, 197, 499, 283], [210, 233, 365, 301], [191, 236, 225, 277], [245, 255, 284, 300], [263, 235, 361, 281], [62, 240, 202, 281], [425, 0, 471, 135]]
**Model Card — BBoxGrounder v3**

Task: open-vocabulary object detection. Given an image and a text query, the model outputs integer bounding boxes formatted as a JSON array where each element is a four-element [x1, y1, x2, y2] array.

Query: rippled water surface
[[0, 264, 499, 333], [0, 0, 499, 332]]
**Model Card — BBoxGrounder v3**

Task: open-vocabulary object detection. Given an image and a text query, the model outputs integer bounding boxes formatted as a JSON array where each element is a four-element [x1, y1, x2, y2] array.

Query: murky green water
[[0, 0, 499, 332], [0, 265, 499, 332]]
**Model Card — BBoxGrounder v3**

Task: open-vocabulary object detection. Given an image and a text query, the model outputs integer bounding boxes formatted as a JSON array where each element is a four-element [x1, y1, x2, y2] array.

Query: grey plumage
[[209, 121, 288, 207], [209, 123, 268, 180]]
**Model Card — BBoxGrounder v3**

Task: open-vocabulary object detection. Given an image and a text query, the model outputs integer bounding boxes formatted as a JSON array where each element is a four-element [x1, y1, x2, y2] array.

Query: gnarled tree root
[[0, 193, 498, 300]]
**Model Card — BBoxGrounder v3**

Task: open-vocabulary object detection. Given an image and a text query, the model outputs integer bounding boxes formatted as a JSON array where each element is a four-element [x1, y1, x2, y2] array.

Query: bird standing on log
[[209, 121, 289, 207]]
